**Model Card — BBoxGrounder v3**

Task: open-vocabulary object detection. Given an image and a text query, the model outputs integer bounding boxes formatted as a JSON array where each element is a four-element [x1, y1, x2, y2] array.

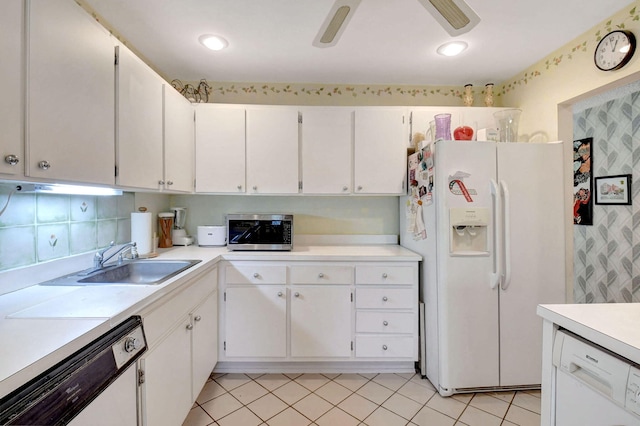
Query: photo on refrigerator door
[[573, 137, 593, 225]]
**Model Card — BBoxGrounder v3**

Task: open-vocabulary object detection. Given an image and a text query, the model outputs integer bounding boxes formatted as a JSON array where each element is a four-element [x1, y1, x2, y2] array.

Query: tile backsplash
[[0, 191, 134, 272]]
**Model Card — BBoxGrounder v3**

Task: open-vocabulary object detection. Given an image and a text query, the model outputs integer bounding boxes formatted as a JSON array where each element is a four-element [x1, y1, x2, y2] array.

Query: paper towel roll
[[131, 212, 152, 255]]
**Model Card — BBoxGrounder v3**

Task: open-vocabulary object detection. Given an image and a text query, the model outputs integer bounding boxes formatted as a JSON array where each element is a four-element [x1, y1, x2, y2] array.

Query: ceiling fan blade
[[417, 0, 480, 36], [313, 0, 361, 48]]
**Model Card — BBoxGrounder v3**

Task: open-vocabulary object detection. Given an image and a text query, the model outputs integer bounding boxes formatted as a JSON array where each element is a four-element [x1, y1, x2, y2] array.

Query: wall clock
[[594, 30, 636, 71]]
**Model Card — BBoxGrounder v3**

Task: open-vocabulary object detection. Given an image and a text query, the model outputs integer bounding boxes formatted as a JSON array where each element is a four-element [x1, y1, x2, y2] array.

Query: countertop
[[0, 244, 420, 398], [537, 303, 640, 364]]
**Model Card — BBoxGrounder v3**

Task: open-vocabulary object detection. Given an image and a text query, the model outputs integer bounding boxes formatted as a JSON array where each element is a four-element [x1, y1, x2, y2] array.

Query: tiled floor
[[182, 372, 541, 426]]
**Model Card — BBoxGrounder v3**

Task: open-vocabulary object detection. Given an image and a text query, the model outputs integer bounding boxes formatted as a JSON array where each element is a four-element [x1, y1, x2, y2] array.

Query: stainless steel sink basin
[[39, 260, 202, 286]]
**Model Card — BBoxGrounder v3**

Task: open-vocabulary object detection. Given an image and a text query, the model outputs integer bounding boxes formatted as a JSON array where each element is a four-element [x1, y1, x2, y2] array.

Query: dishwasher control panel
[[626, 367, 640, 417]]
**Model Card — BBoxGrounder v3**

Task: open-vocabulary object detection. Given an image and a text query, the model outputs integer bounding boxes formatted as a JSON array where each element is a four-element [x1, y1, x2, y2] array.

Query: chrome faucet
[[93, 241, 139, 269]]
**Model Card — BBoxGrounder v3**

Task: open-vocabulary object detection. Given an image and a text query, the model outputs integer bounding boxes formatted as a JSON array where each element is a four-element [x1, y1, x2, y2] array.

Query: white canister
[[197, 225, 227, 246]]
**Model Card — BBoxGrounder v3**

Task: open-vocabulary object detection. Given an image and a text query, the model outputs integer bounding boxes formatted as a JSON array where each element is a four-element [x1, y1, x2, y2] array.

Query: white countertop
[[537, 303, 640, 364], [0, 244, 420, 398]]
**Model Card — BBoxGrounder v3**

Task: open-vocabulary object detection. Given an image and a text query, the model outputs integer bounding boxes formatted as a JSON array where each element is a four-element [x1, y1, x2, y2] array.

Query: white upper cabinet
[[300, 108, 353, 194], [163, 85, 194, 193], [246, 107, 299, 194], [115, 44, 164, 190], [354, 108, 407, 194], [0, 0, 23, 177], [26, 0, 115, 185], [195, 104, 246, 193]]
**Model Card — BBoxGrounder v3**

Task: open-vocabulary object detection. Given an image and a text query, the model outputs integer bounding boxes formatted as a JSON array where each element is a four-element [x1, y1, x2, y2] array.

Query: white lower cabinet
[[138, 267, 217, 426]]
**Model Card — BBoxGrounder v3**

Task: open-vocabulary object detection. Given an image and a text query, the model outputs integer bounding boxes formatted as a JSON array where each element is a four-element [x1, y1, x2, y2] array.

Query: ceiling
[[82, 0, 635, 86]]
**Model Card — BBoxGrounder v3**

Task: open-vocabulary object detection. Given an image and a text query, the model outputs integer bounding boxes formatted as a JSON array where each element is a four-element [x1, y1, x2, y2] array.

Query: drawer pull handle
[[253, 273, 259, 278], [382, 296, 388, 302], [382, 273, 388, 279], [294, 292, 300, 298], [318, 273, 324, 278], [194, 315, 202, 322], [382, 345, 388, 351], [383, 321, 389, 326], [277, 291, 283, 297], [186, 324, 193, 330]]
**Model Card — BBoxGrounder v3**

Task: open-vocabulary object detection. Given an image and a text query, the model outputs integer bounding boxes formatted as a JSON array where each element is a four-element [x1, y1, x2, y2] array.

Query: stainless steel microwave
[[226, 214, 293, 251]]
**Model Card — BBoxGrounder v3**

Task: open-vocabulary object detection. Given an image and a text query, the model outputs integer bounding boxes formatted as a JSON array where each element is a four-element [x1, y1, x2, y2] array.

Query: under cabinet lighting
[[15, 183, 122, 196]]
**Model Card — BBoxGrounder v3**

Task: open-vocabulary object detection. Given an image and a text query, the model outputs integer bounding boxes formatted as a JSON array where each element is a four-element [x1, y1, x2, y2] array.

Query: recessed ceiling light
[[436, 41, 468, 56], [199, 35, 228, 51]]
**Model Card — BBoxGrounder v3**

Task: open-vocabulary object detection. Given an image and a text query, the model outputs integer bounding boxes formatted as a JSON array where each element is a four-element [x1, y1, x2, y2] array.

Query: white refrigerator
[[400, 140, 566, 396]]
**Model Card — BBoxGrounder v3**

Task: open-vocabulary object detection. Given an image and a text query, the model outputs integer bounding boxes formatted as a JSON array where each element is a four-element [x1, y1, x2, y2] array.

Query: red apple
[[453, 126, 474, 141]]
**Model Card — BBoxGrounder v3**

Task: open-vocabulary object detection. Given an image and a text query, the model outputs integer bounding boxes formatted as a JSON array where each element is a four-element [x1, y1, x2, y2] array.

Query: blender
[[170, 207, 194, 246]]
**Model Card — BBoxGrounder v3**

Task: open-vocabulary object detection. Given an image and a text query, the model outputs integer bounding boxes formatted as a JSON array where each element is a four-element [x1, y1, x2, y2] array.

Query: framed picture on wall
[[573, 137, 593, 225], [595, 174, 632, 205]]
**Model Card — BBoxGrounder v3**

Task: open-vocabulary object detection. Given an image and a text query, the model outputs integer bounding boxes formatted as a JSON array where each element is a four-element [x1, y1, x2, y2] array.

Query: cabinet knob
[[194, 315, 202, 322], [318, 273, 324, 278], [382, 273, 388, 278], [166, 180, 173, 186], [253, 186, 258, 191], [382, 296, 388, 302], [294, 292, 300, 298], [38, 160, 51, 170], [253, 273, 259, 278], [237, 185, 242, 191], [186, 324, 193, 330], [277, 291, 283, 297], [382, 345, 388, 351], [158, 180, 165, 185], [342, 186, 348, 192], [4, 155, 19, 166], [383, 321, 389, 326], [357, 185, 363, 191]]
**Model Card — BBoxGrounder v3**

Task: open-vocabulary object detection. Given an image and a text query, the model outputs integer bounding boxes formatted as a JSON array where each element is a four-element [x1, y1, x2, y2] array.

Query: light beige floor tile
[[316, 407, 360, 426], [200, 393, 243, 421], [247, 393, 288, 421], [410, 375, 437, 391], [267, 407, 313, 426], [284, 372, 303, 380], [355, 380, 394, 404], [358, 372, 378, 379], [397, 380, 436, 404], [363, 406, 408, 426], [523, 389, 541, 398], [486, 391, 515, 403], [458, 405, 502, 426], [512, 391, 542, 414], [197, 380, 228, 404], [321, 373, 340, 380], [451, 393, 473, 404], [272, 380, 311, 405], [314, 381, 353, 405], [381, 393, 423, 420], [182, 406, 215, 426], [504, 404, 541, 426], [396, 372, 418, 380], [372, 373, 409, 391], [217, 407, 262, 426], [337, 393, 378, 421], [215, 373, 252, 392], [334, 374, 369, 391], [229, 380, 269, 405], [468, 393, 509, 418], [255, 373, 291, 391], [426, 393, 467, 419], [411, 405, 456, 426], [293, 393, 333, 421], [295, 373, 330, 392]]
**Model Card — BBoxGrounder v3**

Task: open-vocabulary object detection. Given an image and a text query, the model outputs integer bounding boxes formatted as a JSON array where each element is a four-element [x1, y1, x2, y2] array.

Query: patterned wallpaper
[[573, 90, 640, 303]]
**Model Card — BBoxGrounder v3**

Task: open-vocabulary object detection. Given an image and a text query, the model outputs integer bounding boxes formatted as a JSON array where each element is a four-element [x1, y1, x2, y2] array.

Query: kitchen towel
[[131, 211, 152, 255]]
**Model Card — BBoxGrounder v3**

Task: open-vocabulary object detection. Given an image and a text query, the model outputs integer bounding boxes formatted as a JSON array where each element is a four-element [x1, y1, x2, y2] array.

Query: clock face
[[594, 30, 636, 71]]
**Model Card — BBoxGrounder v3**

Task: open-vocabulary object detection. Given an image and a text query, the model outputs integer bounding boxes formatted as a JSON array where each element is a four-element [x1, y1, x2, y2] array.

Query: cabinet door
[[290, 286, 352, 358], [115, 44, 163, 190], [301, 108, 352, 194], [191, 291, 218, 400], [225, 286, 286, 358], [0, 0, 23, 177], [141, 316, 192, 426], [195, 105, 246, 193], [163, 85, 194, 193], [27, 0, 115, 185], [354, 108, 407, 194], [246, 108, 299, 194]]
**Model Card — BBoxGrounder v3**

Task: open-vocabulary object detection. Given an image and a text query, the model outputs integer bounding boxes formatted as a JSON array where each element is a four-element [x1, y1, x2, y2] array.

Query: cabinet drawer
[[290, 265, 353, 284], [355, 288, 414, 310], [356, 265, 414, 285], [225, 264, 287, 284], [356, 312, 415, 334], [355, 336, 414, 358]]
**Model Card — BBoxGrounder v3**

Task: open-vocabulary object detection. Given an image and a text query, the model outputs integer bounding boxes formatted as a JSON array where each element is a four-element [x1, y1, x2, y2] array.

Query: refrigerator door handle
[[499, 180, 512, 291], [490, 179, 501, 290]]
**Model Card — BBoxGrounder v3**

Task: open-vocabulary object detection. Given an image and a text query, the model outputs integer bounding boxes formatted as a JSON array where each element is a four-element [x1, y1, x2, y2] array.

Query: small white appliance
[[197, 225, 227, 246], [170, 207, 194, 246], [400, 139, 566, 396]]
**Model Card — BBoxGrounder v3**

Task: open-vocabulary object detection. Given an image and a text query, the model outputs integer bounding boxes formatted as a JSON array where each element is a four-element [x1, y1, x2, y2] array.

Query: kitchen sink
[[39, 260, 202, 286]]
